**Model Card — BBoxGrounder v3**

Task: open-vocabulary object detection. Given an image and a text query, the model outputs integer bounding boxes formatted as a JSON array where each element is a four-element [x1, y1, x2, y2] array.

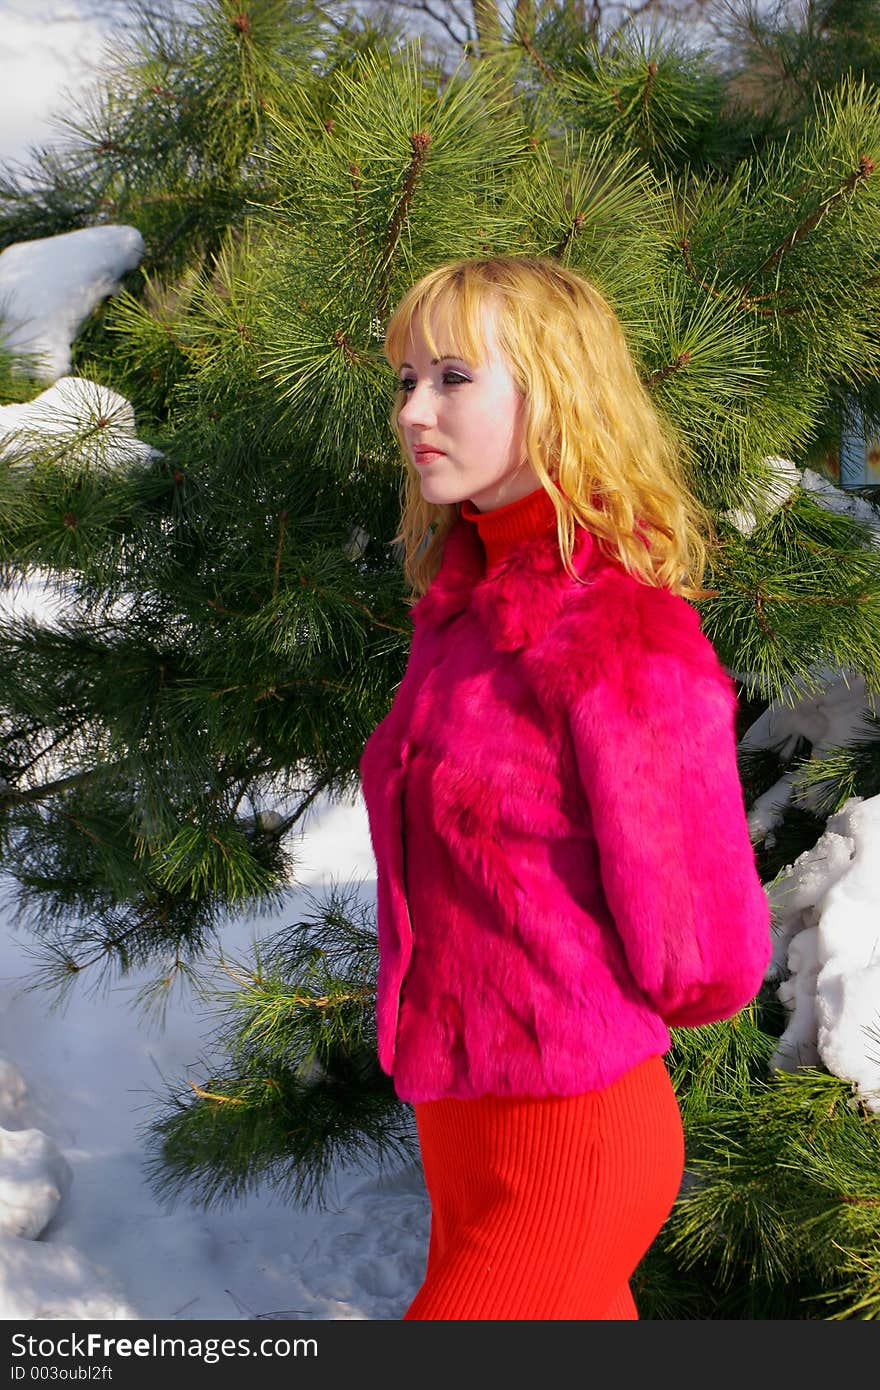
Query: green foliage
[[502, 128, 671, 317], [700, 486, 880, 698], [0, 0, 326, 265], [639, 1050, 880, 1320], [722, 0, 880, 136], [142, 883, 418, 1210], [3, 0, 880, 1318], [0, 337, 47, 407], [556, 30, 729, 174], [494, 7, 775, 179]]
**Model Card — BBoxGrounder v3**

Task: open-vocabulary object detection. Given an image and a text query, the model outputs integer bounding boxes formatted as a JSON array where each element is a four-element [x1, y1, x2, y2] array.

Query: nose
[[398, 381, 437, 431]]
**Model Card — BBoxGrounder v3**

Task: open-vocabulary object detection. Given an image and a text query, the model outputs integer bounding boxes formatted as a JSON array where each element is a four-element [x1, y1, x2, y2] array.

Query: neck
[[459, 480, 563, 569]]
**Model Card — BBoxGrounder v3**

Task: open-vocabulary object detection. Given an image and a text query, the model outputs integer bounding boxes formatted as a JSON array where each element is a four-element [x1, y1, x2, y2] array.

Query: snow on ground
[[0, 788, 430, 1321]]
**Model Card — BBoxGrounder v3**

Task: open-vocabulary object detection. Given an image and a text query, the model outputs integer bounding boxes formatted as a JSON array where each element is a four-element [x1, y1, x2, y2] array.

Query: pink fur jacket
[[359, 513, 773, 1103]]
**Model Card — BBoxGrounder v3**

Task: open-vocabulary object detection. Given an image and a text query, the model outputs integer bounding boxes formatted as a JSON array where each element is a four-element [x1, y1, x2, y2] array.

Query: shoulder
[[544, 559, 735, 710]]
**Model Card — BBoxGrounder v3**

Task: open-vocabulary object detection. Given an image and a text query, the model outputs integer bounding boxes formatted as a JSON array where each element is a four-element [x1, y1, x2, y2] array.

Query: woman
[[358, 255, 772, 1320]]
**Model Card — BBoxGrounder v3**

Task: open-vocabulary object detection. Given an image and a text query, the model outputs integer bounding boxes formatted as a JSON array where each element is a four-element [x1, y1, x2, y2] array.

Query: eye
[[396, 372, 469, 393]]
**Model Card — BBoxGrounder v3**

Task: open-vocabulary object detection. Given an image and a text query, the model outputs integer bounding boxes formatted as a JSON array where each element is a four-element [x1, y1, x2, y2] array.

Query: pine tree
[[3, 0, 880, 1316]]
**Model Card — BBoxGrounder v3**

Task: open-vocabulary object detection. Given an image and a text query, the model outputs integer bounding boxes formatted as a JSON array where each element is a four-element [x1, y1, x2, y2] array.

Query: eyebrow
[[399, 355, 466, 369]]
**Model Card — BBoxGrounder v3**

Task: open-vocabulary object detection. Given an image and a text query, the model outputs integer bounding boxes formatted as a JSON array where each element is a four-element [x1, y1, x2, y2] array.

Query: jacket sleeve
[[564, 611, 773, 1029]]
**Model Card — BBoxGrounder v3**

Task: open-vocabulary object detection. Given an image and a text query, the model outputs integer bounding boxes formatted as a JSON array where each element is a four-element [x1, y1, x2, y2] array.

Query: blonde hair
[[383, 255, 718, 603]]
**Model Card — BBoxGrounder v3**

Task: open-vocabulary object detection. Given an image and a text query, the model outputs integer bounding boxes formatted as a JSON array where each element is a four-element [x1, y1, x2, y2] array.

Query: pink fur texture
[[359, 517, 772, 1103]]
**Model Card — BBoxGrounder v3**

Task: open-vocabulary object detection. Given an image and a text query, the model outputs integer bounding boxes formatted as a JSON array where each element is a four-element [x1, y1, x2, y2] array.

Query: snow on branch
[[0, 375, 159, 470], [0, 225, 144, 382]]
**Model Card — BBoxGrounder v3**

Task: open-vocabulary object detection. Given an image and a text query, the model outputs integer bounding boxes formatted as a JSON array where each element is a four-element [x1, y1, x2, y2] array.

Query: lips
[[414, 448, 445, 466]]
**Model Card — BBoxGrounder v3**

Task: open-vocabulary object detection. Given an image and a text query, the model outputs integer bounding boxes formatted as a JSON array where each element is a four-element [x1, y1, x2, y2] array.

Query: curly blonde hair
[[383, 255, 718, 603]]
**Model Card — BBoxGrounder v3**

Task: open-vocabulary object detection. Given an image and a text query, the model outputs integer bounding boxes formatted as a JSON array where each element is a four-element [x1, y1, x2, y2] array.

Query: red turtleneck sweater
[[459, 483, 561, 570]]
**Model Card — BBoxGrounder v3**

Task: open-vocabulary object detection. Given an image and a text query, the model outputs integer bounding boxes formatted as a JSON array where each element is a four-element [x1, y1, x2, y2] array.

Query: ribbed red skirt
[[403, 1053, 684, 1320]]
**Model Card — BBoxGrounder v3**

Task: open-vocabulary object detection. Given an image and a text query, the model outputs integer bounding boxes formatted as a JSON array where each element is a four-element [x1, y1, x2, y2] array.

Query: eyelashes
[[396, 372, 470, 393]]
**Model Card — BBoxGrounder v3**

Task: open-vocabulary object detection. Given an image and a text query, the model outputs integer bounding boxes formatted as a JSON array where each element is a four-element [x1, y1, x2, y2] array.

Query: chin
[[419, 481, 465, 507]]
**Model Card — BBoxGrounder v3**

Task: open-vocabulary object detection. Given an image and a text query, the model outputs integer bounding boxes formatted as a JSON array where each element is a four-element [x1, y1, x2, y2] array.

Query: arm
[[566, 619, 772, 1028]]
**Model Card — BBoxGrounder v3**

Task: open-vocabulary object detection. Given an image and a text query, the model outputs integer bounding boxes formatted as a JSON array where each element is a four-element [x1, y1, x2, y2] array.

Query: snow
[[0, 226, 145, 382], [0, 1123, 72, 1241], [767, 795, 880, 1105], [0, 375, 159, 469], [741, 662, 880, 1108], [0, 791, 430, 1321]]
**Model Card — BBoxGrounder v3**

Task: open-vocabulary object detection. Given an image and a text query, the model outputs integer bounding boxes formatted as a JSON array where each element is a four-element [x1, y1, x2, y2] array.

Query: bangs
[[383, 270, 497, 370]]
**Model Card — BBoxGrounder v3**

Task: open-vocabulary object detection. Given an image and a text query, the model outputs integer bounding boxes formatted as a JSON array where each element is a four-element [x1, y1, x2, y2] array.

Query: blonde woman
[[358, 256, 771, 1320]]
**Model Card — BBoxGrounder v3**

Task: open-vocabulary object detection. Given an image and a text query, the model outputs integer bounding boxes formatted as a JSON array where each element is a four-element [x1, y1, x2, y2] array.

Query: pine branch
[[679, 235, 807, 318], [2, 764, 110, 807], [642, 350, 692, 388], [140, 889, 418, 1211], [739, 153, 877, 304], [296, 576, 411, 634], [376, 128, 433, 319], [516, 28, 557, 83]]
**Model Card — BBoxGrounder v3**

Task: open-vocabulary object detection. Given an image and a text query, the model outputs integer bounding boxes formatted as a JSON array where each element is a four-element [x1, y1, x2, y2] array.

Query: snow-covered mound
[[0, 1054, 135, 1318], [0, 1125, 71, 1240], [767, 795, 880, 1113], [0, 225, 144, 381], [738, 658, 880, 1110]]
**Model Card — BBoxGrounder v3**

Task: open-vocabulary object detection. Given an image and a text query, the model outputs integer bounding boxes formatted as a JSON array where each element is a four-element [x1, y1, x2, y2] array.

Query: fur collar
[[409, 515, 601, 652]]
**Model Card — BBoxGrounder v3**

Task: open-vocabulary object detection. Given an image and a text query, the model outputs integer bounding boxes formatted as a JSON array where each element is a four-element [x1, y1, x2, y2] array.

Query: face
[[395, 303, 536, 512]]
